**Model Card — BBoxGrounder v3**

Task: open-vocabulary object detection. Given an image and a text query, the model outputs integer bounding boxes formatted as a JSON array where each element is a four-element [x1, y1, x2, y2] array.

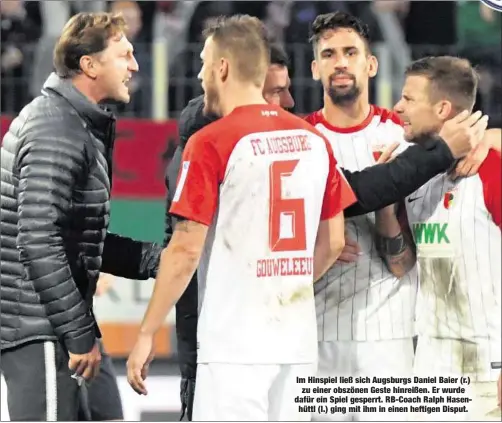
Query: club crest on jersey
[[480, 0, 502, 12], [372, 144, 385, 161], [443, 189, 456, 210]]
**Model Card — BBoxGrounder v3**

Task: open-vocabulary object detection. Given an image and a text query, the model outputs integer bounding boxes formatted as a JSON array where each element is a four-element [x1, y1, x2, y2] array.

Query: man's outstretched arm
[[101, 233, 162, 280], [343, 110, 488, 217], [343, 137, 454, 217]]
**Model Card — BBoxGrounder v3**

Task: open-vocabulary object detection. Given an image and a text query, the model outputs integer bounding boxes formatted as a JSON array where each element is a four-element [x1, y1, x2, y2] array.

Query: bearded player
[[304, 12, 422, 421], [394, 56, 501, 421]]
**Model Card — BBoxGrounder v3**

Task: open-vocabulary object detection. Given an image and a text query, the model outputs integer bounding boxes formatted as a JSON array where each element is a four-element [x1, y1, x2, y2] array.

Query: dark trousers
[[1, 340, 85, 421], [1, 339, 124, 421], [87, 340, 123, 420]]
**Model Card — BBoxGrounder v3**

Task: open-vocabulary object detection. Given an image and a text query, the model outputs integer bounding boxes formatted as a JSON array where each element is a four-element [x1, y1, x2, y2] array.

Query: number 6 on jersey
[[269, 160, 307, 252]]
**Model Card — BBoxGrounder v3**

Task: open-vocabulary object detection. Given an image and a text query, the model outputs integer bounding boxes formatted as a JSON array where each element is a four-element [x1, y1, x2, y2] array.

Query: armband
[[377, 232, 407, 256]]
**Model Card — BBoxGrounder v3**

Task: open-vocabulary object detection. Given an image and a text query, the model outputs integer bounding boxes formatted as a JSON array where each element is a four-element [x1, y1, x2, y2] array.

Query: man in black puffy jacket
[[0, 12, 161, 421]]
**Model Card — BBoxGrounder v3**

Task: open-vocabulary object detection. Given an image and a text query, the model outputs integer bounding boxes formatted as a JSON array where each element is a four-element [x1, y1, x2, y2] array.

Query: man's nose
[[394, 100, 404, 113], [129, 55, 139, 72], [282, 91, 295, 109], [334, 55, 349, 69]]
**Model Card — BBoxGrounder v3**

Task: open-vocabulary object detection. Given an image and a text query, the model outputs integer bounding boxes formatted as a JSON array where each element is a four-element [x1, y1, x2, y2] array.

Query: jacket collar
[[42, 73, 116, 143]]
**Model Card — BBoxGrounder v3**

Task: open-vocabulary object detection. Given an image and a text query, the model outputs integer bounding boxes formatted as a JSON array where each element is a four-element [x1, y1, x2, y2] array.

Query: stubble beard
[[203, 81, 220, 117], [326, 84, 361, 106]]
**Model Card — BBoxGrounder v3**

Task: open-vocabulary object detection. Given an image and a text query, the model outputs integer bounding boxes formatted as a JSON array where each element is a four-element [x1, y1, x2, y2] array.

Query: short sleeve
[[169, 134, 221, 226], [320, 140, 357, 220], [478, 149, 501, 229]]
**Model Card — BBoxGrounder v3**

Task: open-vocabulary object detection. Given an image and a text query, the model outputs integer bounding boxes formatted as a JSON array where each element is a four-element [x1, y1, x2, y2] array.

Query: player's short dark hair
[[270, 43, 289, 68], [405, 56, 479, 113], [53, 12, 127, 78], [203, 14, 270, 87], [309, 12, 371, 57]]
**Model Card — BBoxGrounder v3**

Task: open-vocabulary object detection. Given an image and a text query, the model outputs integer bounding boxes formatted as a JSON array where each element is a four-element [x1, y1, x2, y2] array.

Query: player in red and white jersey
[[126, 15, 356, 421], [394, 56, 501, 420], [305, 12, 418, 421]]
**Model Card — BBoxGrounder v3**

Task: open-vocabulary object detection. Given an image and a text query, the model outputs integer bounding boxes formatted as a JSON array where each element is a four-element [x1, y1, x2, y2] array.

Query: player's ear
[[79, 55, 98, 79], [311, 60, 320, 81], [219, 58, 229, 83], [435, 100, 453, 120], [368, 55, 378, 79]]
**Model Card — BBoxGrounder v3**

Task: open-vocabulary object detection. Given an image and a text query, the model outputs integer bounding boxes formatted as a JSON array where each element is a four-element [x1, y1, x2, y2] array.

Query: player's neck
[[72, 75, 103, 104], [220, 85, 267, 116], [322, 97, 371, 130]]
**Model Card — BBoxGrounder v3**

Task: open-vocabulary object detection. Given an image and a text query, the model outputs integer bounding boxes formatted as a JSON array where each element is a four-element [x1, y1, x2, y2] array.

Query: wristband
[[377, 233, 407, 256]]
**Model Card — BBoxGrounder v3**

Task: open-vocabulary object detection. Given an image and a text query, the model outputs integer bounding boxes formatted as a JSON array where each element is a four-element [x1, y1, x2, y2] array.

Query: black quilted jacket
[[0, 73, 161, 354]]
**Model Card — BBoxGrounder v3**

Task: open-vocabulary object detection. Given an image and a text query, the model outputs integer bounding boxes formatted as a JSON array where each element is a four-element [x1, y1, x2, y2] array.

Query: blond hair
[[203, 15, 270, 87]]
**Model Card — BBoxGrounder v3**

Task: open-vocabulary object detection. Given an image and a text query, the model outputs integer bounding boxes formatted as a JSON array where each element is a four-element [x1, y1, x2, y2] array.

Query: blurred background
[[0, 0, 500, 420]]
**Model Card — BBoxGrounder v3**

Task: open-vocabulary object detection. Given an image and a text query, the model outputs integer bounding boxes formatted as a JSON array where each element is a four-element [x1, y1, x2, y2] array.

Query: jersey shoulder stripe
[[304, 106, 403, 133]]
